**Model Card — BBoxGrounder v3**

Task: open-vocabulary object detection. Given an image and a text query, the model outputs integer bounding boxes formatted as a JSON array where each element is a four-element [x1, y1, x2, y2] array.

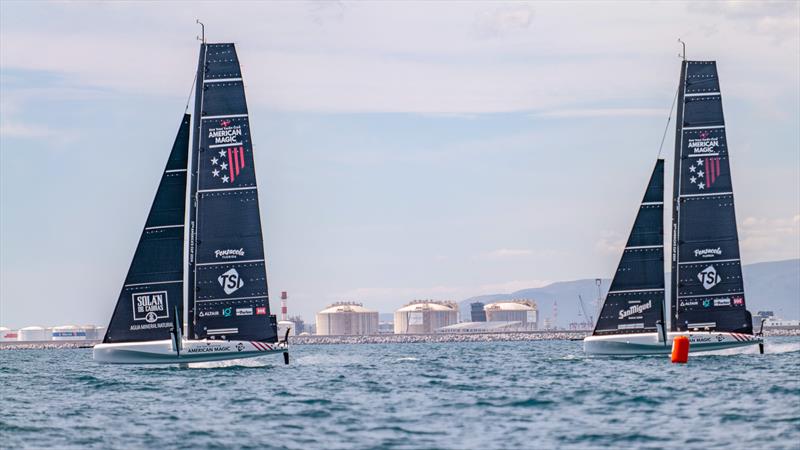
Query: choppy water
[[1, 338, 799, 449]]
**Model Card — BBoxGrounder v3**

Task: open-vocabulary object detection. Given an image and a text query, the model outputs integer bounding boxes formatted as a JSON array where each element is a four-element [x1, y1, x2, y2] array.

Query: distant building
[[394, 300, 458, 334], [485, 300, 538, 329], [437, 321, 526, 333], [288, 315, 305, 335], [316, 302, 379, 336], [470, 302, 486, 322]]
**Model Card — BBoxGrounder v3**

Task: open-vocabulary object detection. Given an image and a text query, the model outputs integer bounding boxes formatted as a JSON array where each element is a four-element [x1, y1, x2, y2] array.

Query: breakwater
[[2, 327, 798, 350]]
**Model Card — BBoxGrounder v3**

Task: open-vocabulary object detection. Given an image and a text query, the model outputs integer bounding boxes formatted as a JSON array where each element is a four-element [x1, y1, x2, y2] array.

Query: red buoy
[[671, 335, 690, 363]]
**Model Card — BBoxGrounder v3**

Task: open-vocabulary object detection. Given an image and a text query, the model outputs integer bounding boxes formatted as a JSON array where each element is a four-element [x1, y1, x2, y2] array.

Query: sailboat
[[584, 53, 764, 355], [94, 38, 288, 364]]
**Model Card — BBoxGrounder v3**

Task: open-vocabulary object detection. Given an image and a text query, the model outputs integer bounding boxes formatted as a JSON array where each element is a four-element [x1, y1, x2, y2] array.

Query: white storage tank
[[17, 326, 47, 341], [316, 302, 379, 336], [277, 320, 296, 338], [394, 300, 459, 334], [0, 327, 18, 341], [485, 300, 538, 329], [52, 325, 88, 341]]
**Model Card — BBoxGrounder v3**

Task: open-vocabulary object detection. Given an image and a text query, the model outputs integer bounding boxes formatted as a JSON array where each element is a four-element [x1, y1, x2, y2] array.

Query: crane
[[578, 295, 594, 329]]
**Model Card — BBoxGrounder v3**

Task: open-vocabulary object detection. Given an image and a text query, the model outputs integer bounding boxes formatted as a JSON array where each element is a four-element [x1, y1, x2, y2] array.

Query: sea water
[[1, 338, 798, 449]]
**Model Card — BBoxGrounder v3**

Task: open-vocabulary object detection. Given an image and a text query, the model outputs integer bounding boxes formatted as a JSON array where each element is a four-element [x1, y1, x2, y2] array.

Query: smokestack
[[281, 291, 288, 321]]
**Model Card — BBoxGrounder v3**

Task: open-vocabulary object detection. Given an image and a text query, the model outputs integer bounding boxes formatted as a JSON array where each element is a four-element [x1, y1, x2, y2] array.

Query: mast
[[593, 160, 665, 335], [670, 57, 752, 334]]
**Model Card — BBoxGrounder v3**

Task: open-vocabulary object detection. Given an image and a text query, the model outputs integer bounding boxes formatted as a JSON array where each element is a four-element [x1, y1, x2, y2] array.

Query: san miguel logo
[[132, 291, 169, 323], [618, 300, 652, 320], [698, 265, 722, 290], [208, 120, 247, 184], [688, 156, 722, 191]]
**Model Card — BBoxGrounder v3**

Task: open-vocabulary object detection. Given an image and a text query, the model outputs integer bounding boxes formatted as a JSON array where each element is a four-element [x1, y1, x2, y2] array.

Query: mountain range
[[459, 259, 800, 328]]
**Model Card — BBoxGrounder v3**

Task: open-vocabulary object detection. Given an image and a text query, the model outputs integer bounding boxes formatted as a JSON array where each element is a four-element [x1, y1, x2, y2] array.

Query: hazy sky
[[1, 1, 798, 328]]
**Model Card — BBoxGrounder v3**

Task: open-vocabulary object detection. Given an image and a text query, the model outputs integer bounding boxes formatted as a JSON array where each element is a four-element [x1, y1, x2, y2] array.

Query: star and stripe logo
[[688, 157, 721, 190], [210, 146, 246, 183]]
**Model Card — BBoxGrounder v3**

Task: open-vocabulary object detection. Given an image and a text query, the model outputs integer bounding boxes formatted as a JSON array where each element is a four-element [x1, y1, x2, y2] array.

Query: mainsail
[[593, 159, 665, 335], [188, 43, 277, 342], [670, 61, 752, 334], [103, 115, 190, 343]]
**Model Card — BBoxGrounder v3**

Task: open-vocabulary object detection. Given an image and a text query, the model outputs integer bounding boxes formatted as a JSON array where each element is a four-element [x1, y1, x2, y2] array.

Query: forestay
[[670, 61, 752, 333], [593, 160, 665, 335], [188, 43, 277, 342], [103, 115, 190, 343]]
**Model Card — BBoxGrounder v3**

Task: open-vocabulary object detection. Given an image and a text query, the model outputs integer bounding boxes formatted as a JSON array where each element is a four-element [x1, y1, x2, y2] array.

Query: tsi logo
[[218, 268, 244, 295], [697, 265, 722, 290]]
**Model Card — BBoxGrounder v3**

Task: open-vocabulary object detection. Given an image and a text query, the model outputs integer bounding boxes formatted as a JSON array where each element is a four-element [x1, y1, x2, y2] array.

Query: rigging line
[[184, 71, 198, 113], [656, 83, 680, 159]]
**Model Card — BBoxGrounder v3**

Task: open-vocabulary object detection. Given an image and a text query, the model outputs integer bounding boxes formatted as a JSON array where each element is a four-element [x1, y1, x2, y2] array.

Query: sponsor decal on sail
[[255, 307, 267, 315], [694, 247, 722, 259], [236, 307, 253, 316], [198, 310, 220, 318], [214, 248, 245, 259], [697, 265, 722, 290], [714, 298, 731, 307], [618, 300, 652, 320], [218, 268, 244, 295], [222, 307, 232, 317], [679, 299, 699, 307], [688, 157, 722, 191], [207, 120, 242, 144], [687, 131, 720, 155], [732, 296, 744, 306], [131, 291, 169, 323]]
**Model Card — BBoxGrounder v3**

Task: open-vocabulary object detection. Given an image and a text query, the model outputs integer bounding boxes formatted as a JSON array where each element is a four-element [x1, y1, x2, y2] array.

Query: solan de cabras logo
[[131, 291, 169, 323]]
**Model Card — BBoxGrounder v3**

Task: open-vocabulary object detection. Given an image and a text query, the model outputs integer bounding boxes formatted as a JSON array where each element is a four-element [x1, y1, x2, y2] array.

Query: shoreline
[[2, 328, 798, 350]]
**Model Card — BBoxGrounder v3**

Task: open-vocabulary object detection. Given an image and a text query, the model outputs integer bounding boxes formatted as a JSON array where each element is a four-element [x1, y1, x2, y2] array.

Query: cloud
[[484, 248, 533, 258], [477, 279, 551, 294], [473, 5, 534, 38], [595, 235, 625, 255], [739, 214, 800, 262], [534, 108, 668, 119], [0, 121, 53, 139]]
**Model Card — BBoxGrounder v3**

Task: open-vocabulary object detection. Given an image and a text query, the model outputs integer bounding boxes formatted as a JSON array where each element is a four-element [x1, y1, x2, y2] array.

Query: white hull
[[93, 339, 287, 364], [584, 331, 762, 356]]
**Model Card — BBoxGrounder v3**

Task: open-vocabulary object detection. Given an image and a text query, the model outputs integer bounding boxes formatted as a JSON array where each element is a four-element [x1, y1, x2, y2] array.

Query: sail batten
[[187, 43, 277, 342], [103, 115, 190, 343], [593, 160, 665, 335], [670, 60, 752, 334]]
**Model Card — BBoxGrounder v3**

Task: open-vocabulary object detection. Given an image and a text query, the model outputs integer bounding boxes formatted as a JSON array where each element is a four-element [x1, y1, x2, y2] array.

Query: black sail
[[593, 160, 665, 335], [188, 43, 277, 342], [103, 115, 190, 343], [670, 61, 752, 334]]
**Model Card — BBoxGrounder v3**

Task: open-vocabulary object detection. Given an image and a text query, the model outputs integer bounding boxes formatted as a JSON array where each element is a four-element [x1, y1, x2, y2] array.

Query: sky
[[1, 1, 798, 328]]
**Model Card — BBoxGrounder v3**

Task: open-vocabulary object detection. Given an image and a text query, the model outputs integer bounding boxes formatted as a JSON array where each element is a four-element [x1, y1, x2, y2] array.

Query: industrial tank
[[17, 326, 47, 341], [316, 302, 379, 336], [484, 300, 538, 329], [277, 320, 296, 338], [0, 327, 18, 341], [51, 325, 88, 341], [394, 300, 458, 334]]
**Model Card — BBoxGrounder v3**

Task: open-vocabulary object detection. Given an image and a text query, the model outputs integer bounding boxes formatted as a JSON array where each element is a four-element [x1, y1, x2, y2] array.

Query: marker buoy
[[671, 335, 690, 363]]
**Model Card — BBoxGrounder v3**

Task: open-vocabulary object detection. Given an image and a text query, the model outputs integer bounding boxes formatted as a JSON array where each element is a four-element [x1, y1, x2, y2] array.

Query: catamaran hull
[[583, 331, 762, 356], [93, 339, 287, 364]]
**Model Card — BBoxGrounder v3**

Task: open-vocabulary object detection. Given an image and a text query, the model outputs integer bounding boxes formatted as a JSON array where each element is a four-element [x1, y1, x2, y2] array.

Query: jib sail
[[593, 159, 665, 335], [670, 61, 752, 334], [188, 43, 277, 342], [103, 115, 190, 343]]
